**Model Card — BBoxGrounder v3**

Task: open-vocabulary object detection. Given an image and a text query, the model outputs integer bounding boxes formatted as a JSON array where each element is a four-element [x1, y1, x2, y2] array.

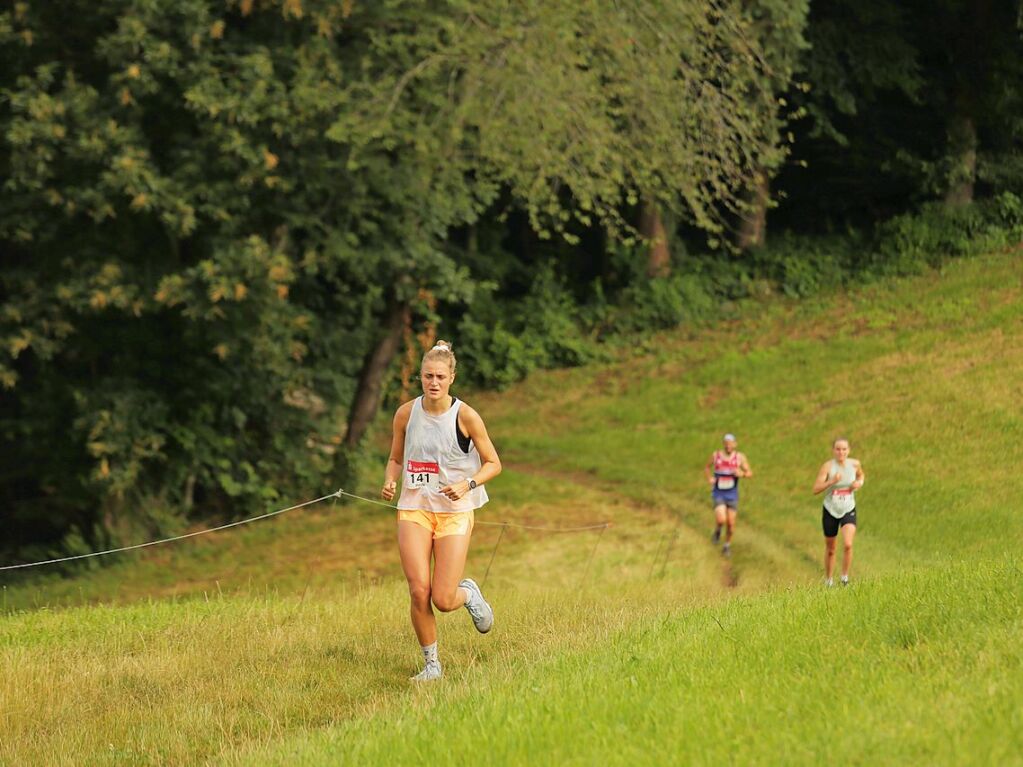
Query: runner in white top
[[812, 437, 864, 586], [381, 341, 502, 681]]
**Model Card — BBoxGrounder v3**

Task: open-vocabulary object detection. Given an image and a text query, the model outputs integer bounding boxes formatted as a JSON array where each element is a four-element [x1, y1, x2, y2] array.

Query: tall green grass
[[253, 558, 1023, 767], [1, 250, 1021, 765]]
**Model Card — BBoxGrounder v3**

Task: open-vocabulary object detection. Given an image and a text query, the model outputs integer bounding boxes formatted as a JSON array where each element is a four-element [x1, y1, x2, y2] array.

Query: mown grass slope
[[254, 558, 1022, 767], [1, 251, 1020, 765]]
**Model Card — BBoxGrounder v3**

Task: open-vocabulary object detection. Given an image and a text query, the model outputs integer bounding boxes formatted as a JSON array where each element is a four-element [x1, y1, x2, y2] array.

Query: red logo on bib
[[407, 460, 439, 474]]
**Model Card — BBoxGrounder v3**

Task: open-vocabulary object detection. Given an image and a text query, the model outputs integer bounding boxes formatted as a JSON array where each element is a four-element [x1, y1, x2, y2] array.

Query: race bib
[[406, 460, 439, 490], [716, 476, 736, 490], [830, 486, 855, 513]]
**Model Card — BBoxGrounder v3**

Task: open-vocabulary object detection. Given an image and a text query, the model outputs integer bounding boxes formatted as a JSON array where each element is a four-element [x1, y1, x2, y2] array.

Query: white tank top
[[823, 459, 857, 518], [397, 397, 489, 513]]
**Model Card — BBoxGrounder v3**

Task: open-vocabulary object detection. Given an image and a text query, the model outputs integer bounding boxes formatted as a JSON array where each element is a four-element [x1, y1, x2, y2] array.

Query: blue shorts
[[712, 491, 738, 510]]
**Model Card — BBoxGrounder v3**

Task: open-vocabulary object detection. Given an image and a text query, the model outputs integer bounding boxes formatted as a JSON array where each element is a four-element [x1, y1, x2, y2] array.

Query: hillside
[[1, 251, 1021, 766]]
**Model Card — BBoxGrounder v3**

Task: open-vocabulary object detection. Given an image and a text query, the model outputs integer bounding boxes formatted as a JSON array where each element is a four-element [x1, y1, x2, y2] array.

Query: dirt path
[[506, 456, 819, 592]]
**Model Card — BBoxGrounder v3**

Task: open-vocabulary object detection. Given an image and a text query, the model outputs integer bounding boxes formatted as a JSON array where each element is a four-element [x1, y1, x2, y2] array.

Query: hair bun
[[421, 339, 457, 375]]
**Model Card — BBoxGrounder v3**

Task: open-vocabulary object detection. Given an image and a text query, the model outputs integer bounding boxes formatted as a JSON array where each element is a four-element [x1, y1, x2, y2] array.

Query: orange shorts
[[397, 509, 475, 539]]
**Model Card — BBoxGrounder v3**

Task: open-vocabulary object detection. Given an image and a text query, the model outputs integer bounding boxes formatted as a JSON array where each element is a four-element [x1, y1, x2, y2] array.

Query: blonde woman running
[[813, 437, 864, 587], [382, 341, 502, 681]]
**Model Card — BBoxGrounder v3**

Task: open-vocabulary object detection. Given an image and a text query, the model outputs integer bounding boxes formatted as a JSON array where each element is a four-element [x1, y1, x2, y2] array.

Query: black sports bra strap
[[455, 400, 472, 454]]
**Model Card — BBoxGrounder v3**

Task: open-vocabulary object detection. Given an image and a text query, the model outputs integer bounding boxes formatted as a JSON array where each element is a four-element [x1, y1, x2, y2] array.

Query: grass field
[[1, 251, 1021, 765]]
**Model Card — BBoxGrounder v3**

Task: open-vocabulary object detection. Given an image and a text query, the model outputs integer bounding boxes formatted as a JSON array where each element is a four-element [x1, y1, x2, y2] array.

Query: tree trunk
[[344, 298, 411, 449], [736, 170, 770, 250], [944, 110, 977, 208], [183, 473, 196, 513], [639, 197, 671, 277], [944, 0, 990, 209], [399, 290, 437, 402]]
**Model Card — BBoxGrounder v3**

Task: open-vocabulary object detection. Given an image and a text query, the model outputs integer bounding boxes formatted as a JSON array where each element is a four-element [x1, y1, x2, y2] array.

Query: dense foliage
[[1, 0, 1021, 562]]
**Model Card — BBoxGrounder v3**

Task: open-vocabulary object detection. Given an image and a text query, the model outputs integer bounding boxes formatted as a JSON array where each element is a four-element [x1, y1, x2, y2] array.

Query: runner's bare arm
[[382, 402, 413, 500], [440, 405, 502, 500], [812, 461, 836, 494], [740, 453, 753, 478], [704, 455, 716, 484], [852, 460, 865, 490], [461, 405, 502, 483]]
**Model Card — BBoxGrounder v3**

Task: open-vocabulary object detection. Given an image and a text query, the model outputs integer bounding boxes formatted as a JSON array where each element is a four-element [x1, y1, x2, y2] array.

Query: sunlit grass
[[0, 251, 1020, 764], [249, 558, 1023, 767]]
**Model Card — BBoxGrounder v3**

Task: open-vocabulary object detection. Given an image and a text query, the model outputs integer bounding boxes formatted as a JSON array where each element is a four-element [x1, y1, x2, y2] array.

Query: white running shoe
[[825, 578, 834, 588], [411, 661, 442, 682], [840, 575, 850, 586], [459, 578, 494, 634]]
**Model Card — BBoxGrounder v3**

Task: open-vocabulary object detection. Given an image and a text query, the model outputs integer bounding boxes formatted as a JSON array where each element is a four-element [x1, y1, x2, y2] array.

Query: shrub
[[875, 196, 1023, 274], [746, 233, 864, 297], [456, 265, 595, 389], [452, 197, 1022, 394]]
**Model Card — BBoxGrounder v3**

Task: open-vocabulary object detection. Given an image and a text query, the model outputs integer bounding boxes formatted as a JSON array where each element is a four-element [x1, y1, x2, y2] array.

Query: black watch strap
[[468, 479, 478, 490]]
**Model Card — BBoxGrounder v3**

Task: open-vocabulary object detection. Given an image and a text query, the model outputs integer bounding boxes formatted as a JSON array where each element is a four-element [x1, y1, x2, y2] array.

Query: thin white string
[[0, 487, 611, 572], [335, 489, 611, 532], [0, 490, 342, 571]]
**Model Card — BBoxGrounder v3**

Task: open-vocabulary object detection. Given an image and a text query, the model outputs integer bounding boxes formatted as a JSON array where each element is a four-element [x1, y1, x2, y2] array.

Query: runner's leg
[[725, 507, 738, 544], [713, 503, 726, 540], [431, 530, 473, 612], [840, 523, 856, 579], [824, 536, 837, 581], [398, 521, 437, 646]]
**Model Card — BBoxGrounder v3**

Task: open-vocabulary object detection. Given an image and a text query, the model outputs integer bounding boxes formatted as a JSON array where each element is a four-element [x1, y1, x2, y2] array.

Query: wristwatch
[[468, 479, 478, 490]]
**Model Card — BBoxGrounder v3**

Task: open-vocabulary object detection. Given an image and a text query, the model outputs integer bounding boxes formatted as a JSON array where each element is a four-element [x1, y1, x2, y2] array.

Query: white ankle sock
[[422, 642, 438, 665]]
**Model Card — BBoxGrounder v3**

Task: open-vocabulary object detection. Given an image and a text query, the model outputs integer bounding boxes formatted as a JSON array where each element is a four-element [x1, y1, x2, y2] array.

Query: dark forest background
[[2, 0, 1021, 564]]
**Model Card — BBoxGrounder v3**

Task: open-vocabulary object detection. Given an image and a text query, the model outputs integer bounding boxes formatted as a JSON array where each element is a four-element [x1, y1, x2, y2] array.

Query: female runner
[[382, 341, 502, 680], [812, 437, 864, 586]]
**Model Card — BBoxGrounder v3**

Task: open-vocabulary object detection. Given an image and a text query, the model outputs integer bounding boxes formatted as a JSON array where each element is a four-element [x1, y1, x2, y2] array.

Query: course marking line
[[481, 523, 507, 587], [1, 488, 612, 572], [578, 522, 609, 587], [336, 489, 612, 532], [0, 490, 342, 571]]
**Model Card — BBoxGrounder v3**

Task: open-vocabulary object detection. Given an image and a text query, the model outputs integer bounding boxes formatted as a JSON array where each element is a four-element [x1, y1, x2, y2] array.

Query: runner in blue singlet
[[704, 433, 752, 557]]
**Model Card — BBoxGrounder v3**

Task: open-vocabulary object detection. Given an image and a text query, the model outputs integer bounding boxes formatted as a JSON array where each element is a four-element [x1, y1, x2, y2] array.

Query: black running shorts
[[822, 507, 857, 538]]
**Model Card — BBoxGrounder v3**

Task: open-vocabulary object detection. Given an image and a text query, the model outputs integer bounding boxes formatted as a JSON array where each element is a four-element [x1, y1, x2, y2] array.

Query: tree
[[732, 0, 810, 250], [779, 0, 925, 226], [456, 0, 797, 255], [0, 0, 797, 560], [920, 0, 1023, 207], [0, 0, 463, 553], [781, 0, 1023, 227]]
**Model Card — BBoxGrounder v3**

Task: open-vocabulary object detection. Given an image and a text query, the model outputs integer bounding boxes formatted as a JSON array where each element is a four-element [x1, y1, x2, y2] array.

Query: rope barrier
[[578, 522, 609, 587], [335, 489, 612, 532], [0, 490, 342, 572], [0, 487, 611, 572], [481, 523, 507, 588]]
